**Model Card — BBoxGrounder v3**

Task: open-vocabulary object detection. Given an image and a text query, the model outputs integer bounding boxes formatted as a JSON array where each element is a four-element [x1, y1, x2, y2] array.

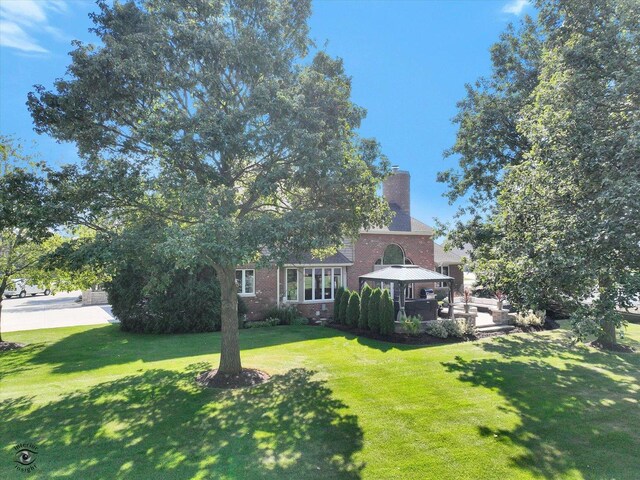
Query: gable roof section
[[434, 242, 470, 265]]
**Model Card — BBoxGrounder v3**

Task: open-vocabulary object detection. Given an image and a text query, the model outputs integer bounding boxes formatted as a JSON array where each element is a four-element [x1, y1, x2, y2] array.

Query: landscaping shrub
[[109, 263, 224, 334], [515, 310, 545, 328], [379, 289, 395, 335], [402, 315, 422, 336], [339, 288, 350, 324], [425, 320, 449, 338], [368, 288, 382, 333], [246, 318, 279, 328], [347, 291, 361, 327], [291, 316, 309, 326], [359, 284, 372, 329], [263, 305, 298, 325], [426, 319, 474, 339], [445, 318, 475, 337], [334, 286, 345, 322]]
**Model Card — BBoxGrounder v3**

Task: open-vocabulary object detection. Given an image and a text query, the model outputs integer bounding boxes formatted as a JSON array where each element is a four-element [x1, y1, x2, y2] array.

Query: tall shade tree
[[28, 0, 390, 375], [440, 0, 640, 346]]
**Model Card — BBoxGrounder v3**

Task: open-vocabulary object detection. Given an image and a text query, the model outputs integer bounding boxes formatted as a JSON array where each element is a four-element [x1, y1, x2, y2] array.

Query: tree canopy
[[28, 0, 391, 374], [440, 0, 640, 345]]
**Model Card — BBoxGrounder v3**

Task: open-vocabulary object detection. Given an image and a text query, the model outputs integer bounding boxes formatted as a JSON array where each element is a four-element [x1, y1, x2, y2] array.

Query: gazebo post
[[359, 279, 364, 292], [448, 280, 455, 319], [397, 281, 406, 321]]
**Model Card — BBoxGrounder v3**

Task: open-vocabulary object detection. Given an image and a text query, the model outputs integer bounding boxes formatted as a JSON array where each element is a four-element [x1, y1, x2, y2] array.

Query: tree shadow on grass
[[442, 335, 640, 479], [24, 324, 343, 374], [0, 367, 363, 479]]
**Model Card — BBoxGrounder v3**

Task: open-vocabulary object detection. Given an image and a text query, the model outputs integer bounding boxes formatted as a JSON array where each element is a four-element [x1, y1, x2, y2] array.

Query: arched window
[[382, 244, 405, 265]]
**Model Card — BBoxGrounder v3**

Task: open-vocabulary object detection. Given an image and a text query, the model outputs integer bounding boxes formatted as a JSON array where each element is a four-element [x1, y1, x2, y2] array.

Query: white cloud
[[502, 0, 530, 16], [0, 20, 48, 52], [0, 0, 69, 53]]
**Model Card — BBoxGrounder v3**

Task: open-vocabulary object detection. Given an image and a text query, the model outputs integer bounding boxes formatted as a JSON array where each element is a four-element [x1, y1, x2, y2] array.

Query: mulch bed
[[196, 368, 271, 389], [0, 342, 25, 352], [328, 323, 466, 345]]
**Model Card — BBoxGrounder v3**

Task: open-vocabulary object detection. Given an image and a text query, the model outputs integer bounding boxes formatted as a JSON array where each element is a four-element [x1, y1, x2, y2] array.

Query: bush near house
[[379, 289, 395, 335], [346, 291, 361, 327], [333, 286, 345, 323], [359, 284, 372, 329], [339, 289, 350, 325], [109, 264, 223, 334], [263, 305, 298, 325], [368, 288, 382, 333]]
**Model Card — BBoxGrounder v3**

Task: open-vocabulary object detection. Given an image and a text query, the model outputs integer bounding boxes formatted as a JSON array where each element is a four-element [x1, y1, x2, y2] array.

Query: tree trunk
[[215, 264, 242, 374], [597, 318, 617, 346]]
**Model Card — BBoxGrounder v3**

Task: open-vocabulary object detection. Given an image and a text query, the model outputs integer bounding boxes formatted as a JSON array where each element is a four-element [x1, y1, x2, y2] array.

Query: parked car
[[4, 279, 51, 298]]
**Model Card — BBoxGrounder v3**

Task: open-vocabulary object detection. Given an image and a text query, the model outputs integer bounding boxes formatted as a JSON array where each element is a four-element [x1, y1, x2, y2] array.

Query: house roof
[[434, 243, 463, 265], [286, 252, 352, 266], [359, 265, 453, 283], [364, 204, 434, 235]]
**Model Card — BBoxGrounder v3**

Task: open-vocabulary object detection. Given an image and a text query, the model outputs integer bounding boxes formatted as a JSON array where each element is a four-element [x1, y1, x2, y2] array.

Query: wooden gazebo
[[359, 265, 455, 320]]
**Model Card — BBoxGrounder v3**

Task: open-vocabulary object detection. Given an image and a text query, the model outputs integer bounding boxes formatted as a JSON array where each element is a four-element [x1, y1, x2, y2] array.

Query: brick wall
[[238, 265, 278, 321], [348, 232, 435, 293]]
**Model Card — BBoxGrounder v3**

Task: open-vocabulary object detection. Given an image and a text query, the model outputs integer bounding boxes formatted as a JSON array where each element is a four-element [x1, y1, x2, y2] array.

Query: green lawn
[[1, 324, 638, 480]]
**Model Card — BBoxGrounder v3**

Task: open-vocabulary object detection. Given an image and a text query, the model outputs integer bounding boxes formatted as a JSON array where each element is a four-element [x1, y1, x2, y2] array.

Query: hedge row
[[334, 284, 394, 334]]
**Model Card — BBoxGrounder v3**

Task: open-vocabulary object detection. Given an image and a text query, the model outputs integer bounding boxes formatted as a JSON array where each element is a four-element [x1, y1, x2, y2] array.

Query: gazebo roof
[[359, 265, 453, 283]]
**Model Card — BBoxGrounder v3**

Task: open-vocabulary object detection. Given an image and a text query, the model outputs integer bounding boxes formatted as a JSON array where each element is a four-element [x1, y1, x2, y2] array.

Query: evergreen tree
[[368, 288, 382, 333], [359, 284, 372, 329], [346, 291, 361, 327], [334, 286, 345, 323], [339, 289, 350, 325], [379, 289, 395, 335]]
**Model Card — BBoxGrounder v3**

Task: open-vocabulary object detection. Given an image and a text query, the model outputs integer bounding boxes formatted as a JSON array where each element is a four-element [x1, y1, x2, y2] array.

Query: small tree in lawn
[[28, 0, 390, 380], [334, 286, 345, 323], [368, 288, 382, 333], [346, 291, 360, 327], [339, 289, 350, 325], [359, 284, 372, 329], [379, 289, 395, 335]]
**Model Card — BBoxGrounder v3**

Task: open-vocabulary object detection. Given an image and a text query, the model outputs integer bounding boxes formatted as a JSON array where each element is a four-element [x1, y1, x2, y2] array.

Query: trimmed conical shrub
[[334, 286, 345, 323], [359, 284, 372, 329], [346, 291, 361, 327], [379, 289, 395, 335], [368, 288, 382, 333], [339, 288, 350, 324]]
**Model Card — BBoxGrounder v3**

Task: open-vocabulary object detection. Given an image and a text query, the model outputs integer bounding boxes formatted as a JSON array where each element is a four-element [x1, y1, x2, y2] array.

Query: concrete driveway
[[1, 291, 118, 333]]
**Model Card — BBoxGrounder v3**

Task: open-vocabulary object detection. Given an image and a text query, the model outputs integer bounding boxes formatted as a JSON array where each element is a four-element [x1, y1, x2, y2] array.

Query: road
[[1, 291, 118, 333]]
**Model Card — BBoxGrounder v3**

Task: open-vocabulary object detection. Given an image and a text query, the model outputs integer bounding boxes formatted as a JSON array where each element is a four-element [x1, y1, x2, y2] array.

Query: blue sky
[[0, 0, 533, 226]]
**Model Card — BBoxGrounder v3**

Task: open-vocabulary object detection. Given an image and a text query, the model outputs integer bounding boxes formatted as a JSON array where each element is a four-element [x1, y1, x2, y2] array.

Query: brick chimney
[[383, 165, 410, 216]]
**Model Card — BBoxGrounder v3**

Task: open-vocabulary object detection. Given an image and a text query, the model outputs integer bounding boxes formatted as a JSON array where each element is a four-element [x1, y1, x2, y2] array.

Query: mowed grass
[[1, 323, 639, 480]]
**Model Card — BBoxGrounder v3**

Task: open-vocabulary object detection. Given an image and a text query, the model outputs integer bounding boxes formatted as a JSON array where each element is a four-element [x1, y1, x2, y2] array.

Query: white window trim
[[297, 266, 343, 303], [236, 269, 256, 296]]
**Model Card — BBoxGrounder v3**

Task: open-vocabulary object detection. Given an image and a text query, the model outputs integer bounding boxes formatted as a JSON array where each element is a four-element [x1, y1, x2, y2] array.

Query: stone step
[[476, 324, 516, 333]]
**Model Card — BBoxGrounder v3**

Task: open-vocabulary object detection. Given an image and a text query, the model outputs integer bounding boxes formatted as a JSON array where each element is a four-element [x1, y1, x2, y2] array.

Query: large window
[[236, 269, 255, 295], [303, 267, 342, 302], [375, 244, 412, 267], [383, 244, 405, 265], [286, 269, 298, 301]]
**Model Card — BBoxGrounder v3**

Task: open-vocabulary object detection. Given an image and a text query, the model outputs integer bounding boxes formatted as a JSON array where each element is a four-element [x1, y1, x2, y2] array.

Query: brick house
[[238, 167, 441, 321]]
